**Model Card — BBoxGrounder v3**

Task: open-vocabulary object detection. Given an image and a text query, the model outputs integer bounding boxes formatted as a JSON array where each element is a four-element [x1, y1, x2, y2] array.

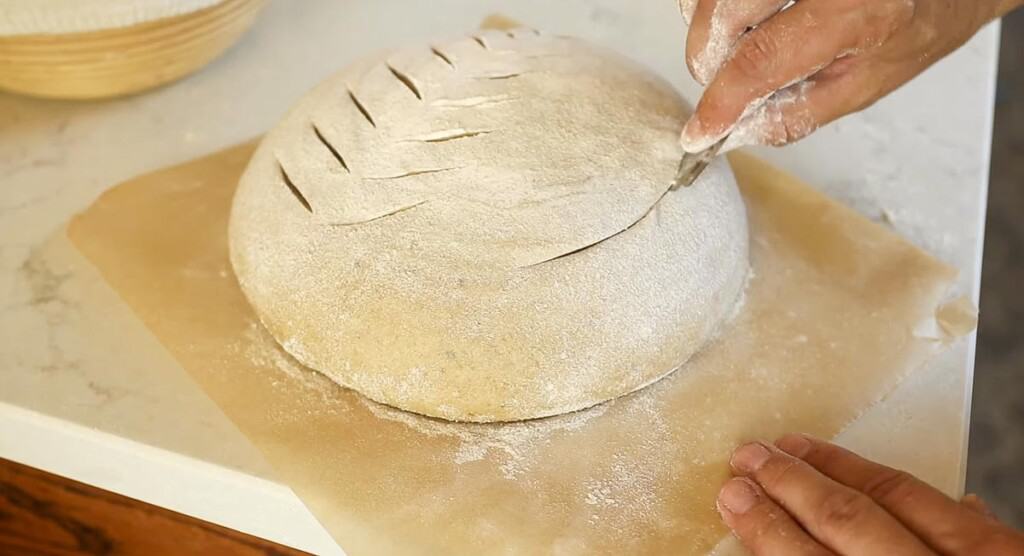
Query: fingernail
[[718, 478, 759, 515], [731, 442, 771, 473], [776, 434, 812, 458], [680, 116, 704, 149]]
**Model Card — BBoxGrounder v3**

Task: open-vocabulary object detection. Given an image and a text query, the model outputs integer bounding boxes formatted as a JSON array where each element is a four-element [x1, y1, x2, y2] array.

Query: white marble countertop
[[0, 1, 1000, 554]]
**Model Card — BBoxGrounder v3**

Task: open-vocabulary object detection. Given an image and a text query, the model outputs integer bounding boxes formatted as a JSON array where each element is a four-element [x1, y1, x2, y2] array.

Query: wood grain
[[0, 0, 265, 100], [0, 458, 308, 555]]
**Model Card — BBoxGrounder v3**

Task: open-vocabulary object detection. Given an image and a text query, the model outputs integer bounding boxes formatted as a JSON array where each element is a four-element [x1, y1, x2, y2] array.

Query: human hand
[[677, 0, 1021, 152], [718, 434, 1024, 555]]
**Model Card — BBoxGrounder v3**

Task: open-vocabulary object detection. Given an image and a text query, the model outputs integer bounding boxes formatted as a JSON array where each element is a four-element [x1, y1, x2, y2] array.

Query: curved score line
[[328, 200, 428, 227], [519, 186, 674, 268]]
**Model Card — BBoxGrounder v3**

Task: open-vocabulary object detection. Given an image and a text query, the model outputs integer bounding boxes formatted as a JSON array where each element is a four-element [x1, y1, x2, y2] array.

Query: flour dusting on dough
[[229, 30, 750, 423]]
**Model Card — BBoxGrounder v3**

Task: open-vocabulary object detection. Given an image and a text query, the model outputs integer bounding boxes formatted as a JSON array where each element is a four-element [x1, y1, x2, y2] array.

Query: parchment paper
[[66, 140, 972, 555]]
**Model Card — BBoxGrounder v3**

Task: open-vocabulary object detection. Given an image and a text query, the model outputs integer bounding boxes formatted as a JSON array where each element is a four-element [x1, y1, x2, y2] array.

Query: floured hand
[[678, 0, 1023, 152], [718, 434, 1024, 555]]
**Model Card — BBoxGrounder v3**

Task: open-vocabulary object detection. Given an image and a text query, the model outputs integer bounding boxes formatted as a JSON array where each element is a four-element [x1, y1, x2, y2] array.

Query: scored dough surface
[[228, 29, 750, 422]]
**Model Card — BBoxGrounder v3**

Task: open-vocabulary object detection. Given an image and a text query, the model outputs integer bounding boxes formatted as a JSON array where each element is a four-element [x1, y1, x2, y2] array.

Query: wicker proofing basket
[[0, 0, 265, 100]]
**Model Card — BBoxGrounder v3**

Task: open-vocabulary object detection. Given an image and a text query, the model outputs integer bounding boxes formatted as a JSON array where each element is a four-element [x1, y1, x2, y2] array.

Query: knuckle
[[731, 31, 781, 79], [763, 117, 794, 146], [740, 505, 833, 556], [804, 442, 840, 468], [779, 116, 815, 145], [862, 0, 916, 45], [913, 20, 939, 47], [884, 0, 917, 25], [861, 469, 918, 507], [744, 503, 786, 539], [759, 454, 803, 491], [816, 489, 875, 536]]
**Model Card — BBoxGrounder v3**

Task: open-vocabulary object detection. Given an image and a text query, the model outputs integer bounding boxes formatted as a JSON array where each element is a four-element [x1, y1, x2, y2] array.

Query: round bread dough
[[229, 29, 749, 422]]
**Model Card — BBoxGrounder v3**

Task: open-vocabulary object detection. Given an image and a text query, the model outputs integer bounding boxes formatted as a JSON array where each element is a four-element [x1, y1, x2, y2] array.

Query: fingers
[[960, 494, 996, 519], [681, 0, 915, 152], [729, 441, 935, 555], [995, 0, 1024, 18], [775, 434, 997, 554], [685, 0, 792, 84], [717, 477, 834, 556], [717, 80, 820, 151], [718, 56, 880, 149]]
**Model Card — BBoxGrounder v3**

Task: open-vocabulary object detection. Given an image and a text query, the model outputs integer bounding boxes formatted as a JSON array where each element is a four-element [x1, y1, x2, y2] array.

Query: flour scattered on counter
[[238, 317, 674, 523], [585, 481, 617, 507], [237, 320, 347, 408], [363, 396, 609, 479], [241, 322, 307, 381]]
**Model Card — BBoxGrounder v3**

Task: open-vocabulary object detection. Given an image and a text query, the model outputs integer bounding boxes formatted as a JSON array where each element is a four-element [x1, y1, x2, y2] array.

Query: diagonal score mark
[[312, 123, 350, 173], [520, 185, 675, 268], [430, 46, 455, 69], [387, 63, 422, 100], [278, 160, 312, 213], [348, 87, 376, 127], [328, 200, 428, 227], [364, 167, 460, 180], [401, 129, 493, 143]]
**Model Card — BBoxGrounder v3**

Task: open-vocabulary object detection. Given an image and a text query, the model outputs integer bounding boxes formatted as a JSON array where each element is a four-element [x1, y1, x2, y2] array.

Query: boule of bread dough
[[228, 29, 750, 422]]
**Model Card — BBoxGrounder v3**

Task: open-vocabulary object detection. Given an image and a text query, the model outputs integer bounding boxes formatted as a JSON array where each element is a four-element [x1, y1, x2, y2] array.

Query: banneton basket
[[0, 0, 265, 99]]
